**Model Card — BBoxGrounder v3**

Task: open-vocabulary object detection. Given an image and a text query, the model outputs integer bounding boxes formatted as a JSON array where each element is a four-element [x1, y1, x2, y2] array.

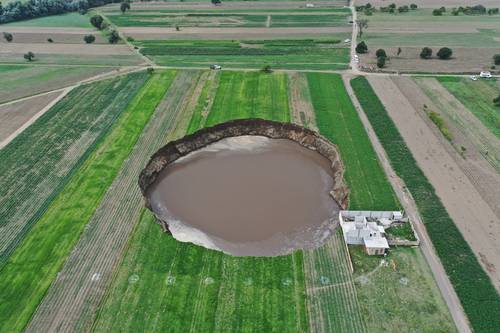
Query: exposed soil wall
[[139, 118, 349, 231]]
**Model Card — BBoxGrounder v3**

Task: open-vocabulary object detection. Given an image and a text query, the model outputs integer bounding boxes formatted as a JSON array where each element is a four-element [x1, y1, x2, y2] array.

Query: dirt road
[[367, 76, 500, 292], [343, 74, 472, 333]]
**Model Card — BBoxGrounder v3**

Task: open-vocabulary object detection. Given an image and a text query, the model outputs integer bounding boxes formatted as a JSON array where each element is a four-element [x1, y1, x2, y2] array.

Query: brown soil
[[368, 22, 500, 33], [288, 72, 318, 132], [120, 26, 351, 40], [0, 32, 106, 44], [0, 43, 134, 55], [359, 47, 499, 73], [0, 91, 61, 142], [368, 76, 500, 291]]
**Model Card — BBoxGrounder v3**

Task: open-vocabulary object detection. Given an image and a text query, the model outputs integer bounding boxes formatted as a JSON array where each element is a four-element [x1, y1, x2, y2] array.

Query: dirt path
[[367, 75, 500, 292], [396, 77, 500, 218], [25, 70, 203, 333], [343, 74, 472, 333]]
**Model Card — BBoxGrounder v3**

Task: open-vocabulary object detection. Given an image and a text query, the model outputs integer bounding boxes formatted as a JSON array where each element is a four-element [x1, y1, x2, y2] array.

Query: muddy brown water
[[148, 135, 340, 256]]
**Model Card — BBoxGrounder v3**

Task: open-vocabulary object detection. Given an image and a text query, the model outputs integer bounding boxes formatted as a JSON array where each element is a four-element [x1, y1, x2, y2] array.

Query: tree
[[47, 38, 53, 43], [420, 47, 432, 59], [108, 30, 120, 44], [397, 47, 402, 56], [439, 6, 446, 12], [377, 56, 386, 68], [3, 32, 12, 42], [389, 3, 396, 9], [90, 15, 104, 30], [120, 1, 130, 14], [356, 19, 368, 37], [432, 9, 443, 16], [356, 41, 368, 54], [493, 54, 500, 65], [437, 47, 452, 59], [376, 49, 387, 58], [24, 51, 35, 62], [410, 4, 417, 10], [493, 95, 500, 107], [84, 34, 96, 44]]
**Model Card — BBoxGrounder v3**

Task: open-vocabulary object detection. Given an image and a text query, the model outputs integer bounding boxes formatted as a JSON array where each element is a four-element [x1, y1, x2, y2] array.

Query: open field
[[357, 0, 500, 7], [0, 27, 108, 44], [137, 39, 350, 70], [0, 71, 173, 332], [351, 246, 456, 332], [357, 9, 500, 73], [25, 71, 206, 332], [351, 76, 500, 333], [0, 91, 62, 142], [0, 72, 148, 268], [2, 12, 93, 28], [436, 77, 500, 138], [0, 65, 118, 103]]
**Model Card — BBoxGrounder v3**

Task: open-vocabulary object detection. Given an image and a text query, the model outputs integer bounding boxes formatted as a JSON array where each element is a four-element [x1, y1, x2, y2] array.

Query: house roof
[[364, 237, 389, 249]]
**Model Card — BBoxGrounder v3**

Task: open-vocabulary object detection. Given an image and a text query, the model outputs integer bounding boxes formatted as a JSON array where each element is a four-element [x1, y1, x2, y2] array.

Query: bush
[[389, 3, 396, 9], [108, 30, 120, 44], [420, 47, 432, 59], [398, 5, 409, 13], [494, 95, 500, 107], [84, 34, 96, 44], [23, 51, 35, 62], [262, 65, 273, 73], [437, 47, 452, 59], [493, 54, 500, 65], [377, 56, 386, 68], [47, 38, 53, 43], [410, 4, 417, 10], [375, 49, 387, 58], [3, 32, 13, 42], [432, 9, 443, 16], [356, 41, 368, 54], [90, 15, 104, 30]]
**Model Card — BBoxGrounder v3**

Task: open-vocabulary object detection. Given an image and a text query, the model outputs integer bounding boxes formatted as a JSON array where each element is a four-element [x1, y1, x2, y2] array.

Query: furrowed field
[[0, 71, 176, 332], [351, 76, 500, 333], [136, 39, 350, 70]]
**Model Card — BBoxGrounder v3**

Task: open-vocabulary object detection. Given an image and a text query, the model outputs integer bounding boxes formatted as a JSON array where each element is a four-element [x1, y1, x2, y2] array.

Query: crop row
[[351, 76, 500, 333], [0, 71, 175, 333], [0, 72, 148, 268]]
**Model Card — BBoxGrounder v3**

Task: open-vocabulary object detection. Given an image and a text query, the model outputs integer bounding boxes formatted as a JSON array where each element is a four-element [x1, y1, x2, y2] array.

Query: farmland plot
[[93, 72, 309, 332], [0, 72, 148, 268], [0, 71, 173, 333], [0, 65, 118, 103], [0, 91, 62, 142], [26, 71, 205, 333], [351, 76, 500, 333]]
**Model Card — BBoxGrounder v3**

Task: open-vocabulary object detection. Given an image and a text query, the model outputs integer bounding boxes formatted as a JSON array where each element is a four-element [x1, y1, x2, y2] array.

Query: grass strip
[[351, 76, 500, 333], [0, 70, 176, 333], [306, 73, 399, 211]]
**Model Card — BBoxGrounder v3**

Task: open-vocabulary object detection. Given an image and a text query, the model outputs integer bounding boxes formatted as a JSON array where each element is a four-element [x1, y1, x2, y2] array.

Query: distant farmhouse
[[339, 210, 408, 255]]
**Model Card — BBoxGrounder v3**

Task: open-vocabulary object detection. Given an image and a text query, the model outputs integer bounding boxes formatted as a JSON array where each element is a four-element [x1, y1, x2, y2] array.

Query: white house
[[339, 211, 403, 255]]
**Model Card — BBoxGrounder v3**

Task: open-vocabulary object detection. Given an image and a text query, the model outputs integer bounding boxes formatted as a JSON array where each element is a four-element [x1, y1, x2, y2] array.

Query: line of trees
[[0, 0, 121, 24]]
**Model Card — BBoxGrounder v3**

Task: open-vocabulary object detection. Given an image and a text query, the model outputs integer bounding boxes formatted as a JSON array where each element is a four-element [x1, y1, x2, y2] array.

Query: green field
[[2, 12, 92, 27], [351, 76, 500, 333], [306, 73, 398, 211], [137, 39, 350, 70], [0, 65, 117, 103], [108, 13, 347, 27], [437, 77, 500, 139], [0, 71, 176, 332], [0, 72, 148, 267]]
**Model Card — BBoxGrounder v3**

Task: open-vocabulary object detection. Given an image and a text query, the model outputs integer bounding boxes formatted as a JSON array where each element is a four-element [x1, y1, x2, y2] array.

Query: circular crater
[[139, 119, 349, 256]]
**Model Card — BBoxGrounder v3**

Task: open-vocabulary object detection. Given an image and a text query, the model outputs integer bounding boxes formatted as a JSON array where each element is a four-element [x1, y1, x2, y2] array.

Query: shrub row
[[351, 76, 500, 333]]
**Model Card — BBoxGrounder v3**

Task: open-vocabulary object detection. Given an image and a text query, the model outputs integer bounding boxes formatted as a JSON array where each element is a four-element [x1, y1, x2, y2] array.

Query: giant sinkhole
[[139, 119, 349, 256]]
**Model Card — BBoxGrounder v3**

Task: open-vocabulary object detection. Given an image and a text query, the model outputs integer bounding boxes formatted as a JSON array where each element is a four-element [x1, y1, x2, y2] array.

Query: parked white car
[[480, 71, 492, 78], [210, 64, 222, 70]]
